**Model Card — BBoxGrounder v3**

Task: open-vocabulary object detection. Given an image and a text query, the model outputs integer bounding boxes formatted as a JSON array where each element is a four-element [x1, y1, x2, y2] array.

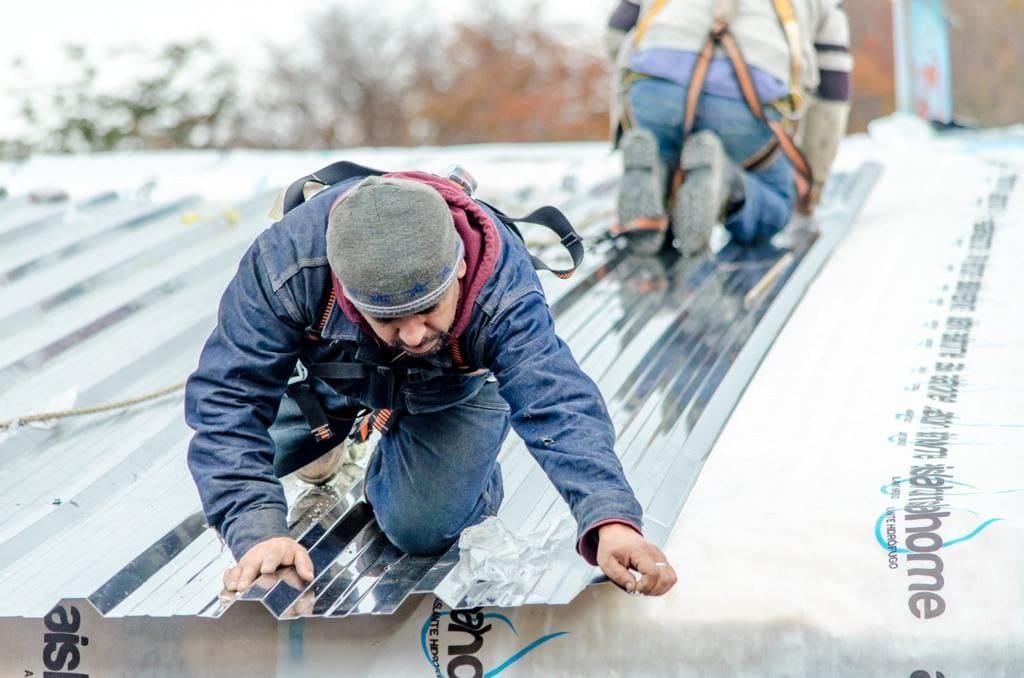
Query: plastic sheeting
[[439, 514, 578, 608]]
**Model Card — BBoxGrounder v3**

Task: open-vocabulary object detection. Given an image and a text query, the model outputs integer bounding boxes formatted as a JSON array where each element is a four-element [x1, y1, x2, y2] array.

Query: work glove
[[604, 26, 629, 62], [798, 98, 850, 213]]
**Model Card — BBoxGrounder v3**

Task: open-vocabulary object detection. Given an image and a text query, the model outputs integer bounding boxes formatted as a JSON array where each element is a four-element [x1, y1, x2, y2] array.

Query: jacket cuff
[[816, 69, 851, 102], [571, 489, 644, 565], [223, 506, 290, 560], [576, 519, 643, 566]]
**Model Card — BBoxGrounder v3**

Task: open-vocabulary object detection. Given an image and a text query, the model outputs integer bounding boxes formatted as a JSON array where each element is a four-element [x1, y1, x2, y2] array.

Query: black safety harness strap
[[282, 160, 385, 215], [287, 381, 335, 443], [480, 201, 585, 280]]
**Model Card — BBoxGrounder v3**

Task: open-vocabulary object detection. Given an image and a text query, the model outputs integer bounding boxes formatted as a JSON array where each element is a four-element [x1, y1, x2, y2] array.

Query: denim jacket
[[185, 177, 644, 563]]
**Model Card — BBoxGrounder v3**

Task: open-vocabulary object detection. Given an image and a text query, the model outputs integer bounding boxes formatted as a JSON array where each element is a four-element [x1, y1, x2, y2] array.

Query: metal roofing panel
[[4, 127, 1024, 676], [0, 151, 877, 620]]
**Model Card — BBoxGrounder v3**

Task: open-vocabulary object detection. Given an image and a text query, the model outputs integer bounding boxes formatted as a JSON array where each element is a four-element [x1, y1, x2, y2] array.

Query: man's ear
[[457, 258, 467, 279]]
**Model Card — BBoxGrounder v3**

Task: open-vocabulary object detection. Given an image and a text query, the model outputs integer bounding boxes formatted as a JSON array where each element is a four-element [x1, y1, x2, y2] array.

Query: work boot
[[288, 484, 344, 534], [617, 127, 669, 256], [294, 443, 344, 485], [672, 130, 745, 256]]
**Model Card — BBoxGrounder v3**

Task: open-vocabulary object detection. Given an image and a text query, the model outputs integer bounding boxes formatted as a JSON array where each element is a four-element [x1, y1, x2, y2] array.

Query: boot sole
[[294, 444, 344, 485], [673, 132, 727, 256], [618, 128, 667, 236]]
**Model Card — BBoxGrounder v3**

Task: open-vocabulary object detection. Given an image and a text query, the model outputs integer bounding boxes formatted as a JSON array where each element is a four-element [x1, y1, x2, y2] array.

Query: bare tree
[[242, 5, 439, 149], [2, 40, 240, 157], [410, 5, 610, 145], [244, 3, 610, 149]]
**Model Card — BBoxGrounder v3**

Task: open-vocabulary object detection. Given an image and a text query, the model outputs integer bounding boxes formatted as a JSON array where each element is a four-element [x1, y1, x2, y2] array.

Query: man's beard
[[389, 330, 449, 357]]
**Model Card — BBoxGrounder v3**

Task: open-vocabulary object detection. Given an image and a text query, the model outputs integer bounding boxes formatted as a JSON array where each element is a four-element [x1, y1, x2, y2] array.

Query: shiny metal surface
[[0, 152, 877, 619]]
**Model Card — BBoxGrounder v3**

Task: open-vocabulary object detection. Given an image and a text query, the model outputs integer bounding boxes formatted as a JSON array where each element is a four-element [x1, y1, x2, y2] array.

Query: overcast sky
[[1, 1, 616, 73]]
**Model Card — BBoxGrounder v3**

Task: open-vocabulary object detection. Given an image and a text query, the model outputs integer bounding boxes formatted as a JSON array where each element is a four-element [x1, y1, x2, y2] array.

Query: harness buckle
[[444, 165, 478, 196], [560, 231, 582, 248], [288, 361, 310, 385], [310, 424, 334, 442]]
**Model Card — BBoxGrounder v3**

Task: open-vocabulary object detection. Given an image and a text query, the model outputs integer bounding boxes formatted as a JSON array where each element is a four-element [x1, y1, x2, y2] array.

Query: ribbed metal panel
[[0, 154, 878, 619]]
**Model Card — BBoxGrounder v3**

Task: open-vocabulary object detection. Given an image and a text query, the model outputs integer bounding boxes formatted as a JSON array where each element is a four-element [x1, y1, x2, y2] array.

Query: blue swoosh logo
[[880, 478, 1024, 497], [421, 610, 569, 676], [874, 509, 1003, 553]]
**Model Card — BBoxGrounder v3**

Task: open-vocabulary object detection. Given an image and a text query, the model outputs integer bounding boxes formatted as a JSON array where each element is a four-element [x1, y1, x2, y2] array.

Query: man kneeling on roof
[[185, 171, 677, 596], [605, 0, 852, 256]]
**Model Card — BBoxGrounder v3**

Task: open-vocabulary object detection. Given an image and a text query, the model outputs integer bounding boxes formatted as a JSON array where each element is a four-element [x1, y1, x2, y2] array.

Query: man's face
[[361, 259, 466, 357]]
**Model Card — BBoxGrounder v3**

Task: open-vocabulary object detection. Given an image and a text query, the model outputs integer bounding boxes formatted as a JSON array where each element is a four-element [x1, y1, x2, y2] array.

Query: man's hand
[[596, 523, 677, 596], [223, 536, 315, 592]]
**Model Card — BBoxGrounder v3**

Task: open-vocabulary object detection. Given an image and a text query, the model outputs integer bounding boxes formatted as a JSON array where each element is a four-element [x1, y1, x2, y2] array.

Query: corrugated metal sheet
[[0, 151, 878, 620], [0, 185, 278, 617]]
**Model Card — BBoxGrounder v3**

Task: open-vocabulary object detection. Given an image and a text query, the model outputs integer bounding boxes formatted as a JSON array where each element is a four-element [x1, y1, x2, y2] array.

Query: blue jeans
[[628, 77, 796, 243], [271, 379, 509, 556]]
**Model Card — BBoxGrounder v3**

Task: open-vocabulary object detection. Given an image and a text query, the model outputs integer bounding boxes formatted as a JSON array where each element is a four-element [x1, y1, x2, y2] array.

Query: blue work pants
[[628, 77, 796, 243], [271, 379, 508, 555]]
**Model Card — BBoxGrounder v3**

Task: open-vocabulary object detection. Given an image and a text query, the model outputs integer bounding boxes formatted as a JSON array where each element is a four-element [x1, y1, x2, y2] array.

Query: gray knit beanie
[[327, 176, 463, 319]]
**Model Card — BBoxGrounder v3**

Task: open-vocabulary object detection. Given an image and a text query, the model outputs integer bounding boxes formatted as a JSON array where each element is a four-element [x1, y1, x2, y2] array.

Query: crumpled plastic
[[442, 512, 577, 608]]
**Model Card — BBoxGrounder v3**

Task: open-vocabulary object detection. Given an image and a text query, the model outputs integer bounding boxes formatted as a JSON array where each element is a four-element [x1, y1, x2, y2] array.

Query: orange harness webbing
[[309, 283, 476, 442], [677, 20, 814, 210]]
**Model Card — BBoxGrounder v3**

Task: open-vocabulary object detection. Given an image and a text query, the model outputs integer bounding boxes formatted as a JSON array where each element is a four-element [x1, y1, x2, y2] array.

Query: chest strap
[[287, 281, 479, 444]]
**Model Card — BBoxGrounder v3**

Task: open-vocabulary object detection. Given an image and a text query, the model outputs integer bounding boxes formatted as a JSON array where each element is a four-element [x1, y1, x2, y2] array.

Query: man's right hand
[[223, 536, 315, 592]]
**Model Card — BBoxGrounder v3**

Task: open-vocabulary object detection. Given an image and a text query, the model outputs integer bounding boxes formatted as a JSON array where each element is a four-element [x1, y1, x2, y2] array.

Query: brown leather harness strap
[[673, 20, 814, 210], [683, 23, 721, 137], [715, 26, 814, 204], [741, 137, 780, 173]]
